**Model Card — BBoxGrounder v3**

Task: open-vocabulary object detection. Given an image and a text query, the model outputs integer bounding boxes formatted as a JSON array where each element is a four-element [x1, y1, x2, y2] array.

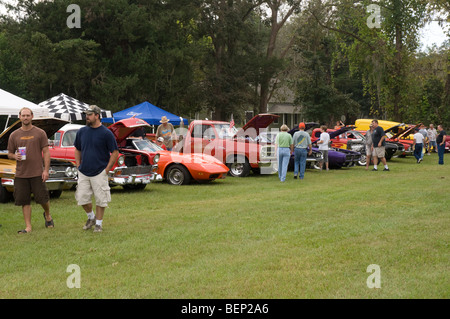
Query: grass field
[[0, 153, 448, 299]]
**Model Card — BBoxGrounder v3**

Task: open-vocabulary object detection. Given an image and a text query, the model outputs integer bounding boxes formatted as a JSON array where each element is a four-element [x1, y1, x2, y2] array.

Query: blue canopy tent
[[102, 101, 188, 126]]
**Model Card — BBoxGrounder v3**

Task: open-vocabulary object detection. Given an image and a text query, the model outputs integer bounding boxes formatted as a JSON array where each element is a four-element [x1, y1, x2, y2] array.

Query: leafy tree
[[197, 0, 269, 122], [291, 12, 360, 125], [0, 32, 27, 97]]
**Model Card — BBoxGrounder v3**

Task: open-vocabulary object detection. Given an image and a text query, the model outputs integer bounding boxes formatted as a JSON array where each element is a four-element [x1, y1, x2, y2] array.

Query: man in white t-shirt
[[413, 127, 424, 163], [317, 125, 330, 171]]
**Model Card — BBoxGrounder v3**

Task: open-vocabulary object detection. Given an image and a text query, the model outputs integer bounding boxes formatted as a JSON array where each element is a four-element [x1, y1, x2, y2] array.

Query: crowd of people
[[411, 124, 447, 165], [275, 119, 446, 182], [6, 107, 447, 232]]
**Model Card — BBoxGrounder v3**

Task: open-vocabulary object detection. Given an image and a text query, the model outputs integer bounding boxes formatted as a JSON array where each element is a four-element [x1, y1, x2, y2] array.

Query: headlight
[[153, 153, 160, 164], [117, 155, 125, 166], [65, 166, 78, 178]]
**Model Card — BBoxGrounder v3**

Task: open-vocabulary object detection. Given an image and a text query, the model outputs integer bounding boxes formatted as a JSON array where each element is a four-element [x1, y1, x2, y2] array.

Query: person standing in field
[[275, 124, 293, 182], [74, 105, 119, 233], [364, 123, 374, 170], [317, 125, 330, 171], [413, 127, 424, 164], [370, 120, 389, 171], [436, 125, 446, 165], [156, 116, 177, 151], [419, 124, 428, 158], [292, 122, 312, 180], [7, 107, 54, 234], [427, 124, 437, 154]]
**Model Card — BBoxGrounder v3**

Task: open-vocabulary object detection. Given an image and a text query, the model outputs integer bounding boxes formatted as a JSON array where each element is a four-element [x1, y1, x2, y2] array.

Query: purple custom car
[[288, 124, 362, 169]]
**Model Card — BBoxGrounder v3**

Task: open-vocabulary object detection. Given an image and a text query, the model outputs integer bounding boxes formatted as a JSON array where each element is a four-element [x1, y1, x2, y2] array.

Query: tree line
[[0, 0, 448, 128]]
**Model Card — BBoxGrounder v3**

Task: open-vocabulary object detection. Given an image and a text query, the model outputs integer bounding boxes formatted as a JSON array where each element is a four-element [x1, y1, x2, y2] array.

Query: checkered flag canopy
[[38, 93, 112, 122]]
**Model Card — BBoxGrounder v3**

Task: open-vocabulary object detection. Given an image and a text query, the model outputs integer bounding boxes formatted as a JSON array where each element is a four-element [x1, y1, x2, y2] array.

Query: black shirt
[[436, 130, 447, 144], [372, 126, 386, 147]]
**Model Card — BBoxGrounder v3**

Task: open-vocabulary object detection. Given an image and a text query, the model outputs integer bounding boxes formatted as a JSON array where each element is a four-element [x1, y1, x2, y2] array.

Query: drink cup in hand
[[18, 147, 26, 160]]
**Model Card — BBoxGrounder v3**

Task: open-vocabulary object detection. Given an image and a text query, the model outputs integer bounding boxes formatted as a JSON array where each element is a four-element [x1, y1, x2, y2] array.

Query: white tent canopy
[[0, 88, 49, 117]]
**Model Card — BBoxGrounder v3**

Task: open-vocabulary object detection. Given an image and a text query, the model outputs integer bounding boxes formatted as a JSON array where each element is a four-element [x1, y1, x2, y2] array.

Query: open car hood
[[385, 123, 406, 135], [328, 126, 352, 139], [107, 117, 151, 144], [234, 114, 279, 138], [0, 117, 69, 150], [391, 123, 421, 139], [288, 122, 320, 135]]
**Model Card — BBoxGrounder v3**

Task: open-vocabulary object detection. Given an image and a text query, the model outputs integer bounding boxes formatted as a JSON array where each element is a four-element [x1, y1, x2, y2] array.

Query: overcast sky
[[419, 20, 449, 50]]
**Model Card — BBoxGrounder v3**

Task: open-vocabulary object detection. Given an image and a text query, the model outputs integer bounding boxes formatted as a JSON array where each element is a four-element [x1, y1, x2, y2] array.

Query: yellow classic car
[[354, 119, 413, 140], [0, 118, 78, 203]]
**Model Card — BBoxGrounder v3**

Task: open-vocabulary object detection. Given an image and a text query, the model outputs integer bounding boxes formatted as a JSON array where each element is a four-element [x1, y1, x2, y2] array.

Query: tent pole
[[4, 115, 11, 131]]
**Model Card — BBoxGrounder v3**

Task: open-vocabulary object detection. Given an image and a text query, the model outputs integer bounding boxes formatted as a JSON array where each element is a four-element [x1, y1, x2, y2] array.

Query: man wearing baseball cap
[[292, 123, 312, 180], [73, 105, 119, 232]]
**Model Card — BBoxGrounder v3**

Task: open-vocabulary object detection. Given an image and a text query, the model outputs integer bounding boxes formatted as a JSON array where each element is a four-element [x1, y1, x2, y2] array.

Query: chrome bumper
[[108, 165, 158, 185]]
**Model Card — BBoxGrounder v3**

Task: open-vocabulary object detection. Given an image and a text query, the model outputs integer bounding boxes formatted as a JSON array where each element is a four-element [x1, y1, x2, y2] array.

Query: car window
[[52, 132, 61, 146], [62, 130, 77, 146], [191, 124, 215, 139]]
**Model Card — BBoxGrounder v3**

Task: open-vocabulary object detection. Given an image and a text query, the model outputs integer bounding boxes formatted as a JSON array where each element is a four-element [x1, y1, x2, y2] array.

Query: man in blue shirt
[[74, 105, 119, 232]]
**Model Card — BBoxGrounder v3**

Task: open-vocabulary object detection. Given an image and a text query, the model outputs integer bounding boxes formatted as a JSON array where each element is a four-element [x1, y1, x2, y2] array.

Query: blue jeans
[[437, 144, 445, 164], [294, 148, 308, 179], [414, 143, 423, 161], [277, 148, 291, 182]]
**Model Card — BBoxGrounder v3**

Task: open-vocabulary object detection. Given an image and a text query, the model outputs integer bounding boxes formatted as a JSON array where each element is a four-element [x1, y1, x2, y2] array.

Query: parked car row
[[0, 115, 445, 203]]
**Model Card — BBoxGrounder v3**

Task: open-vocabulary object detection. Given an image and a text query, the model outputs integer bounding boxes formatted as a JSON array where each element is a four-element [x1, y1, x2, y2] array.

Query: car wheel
[[166, 164, 191, 185], [358, 155, 367, 166], [227, 156, 250, 177], [0, 184, 12, 203]]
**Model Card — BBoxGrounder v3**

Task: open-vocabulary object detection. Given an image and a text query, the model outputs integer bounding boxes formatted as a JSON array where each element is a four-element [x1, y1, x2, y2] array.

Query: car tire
[[122, 184, 147, 191], [227, 156, 250, 177], [49, 190, 63, 199], [0, 184, 12, 203], [358, 155, 367, 166], [166, 164, 191, 185]]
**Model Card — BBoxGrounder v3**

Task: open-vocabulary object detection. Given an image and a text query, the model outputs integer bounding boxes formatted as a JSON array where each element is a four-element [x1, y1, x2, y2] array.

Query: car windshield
[[131, 139, 163, 152], [350, 131, 365, 139], [258, 132, 277, 143], [215, 124, 238, 139]]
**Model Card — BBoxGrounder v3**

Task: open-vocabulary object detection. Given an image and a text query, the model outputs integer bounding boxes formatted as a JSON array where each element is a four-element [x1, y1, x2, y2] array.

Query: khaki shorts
[[75, 170, 111, 207], [372, 146, 385, 158]]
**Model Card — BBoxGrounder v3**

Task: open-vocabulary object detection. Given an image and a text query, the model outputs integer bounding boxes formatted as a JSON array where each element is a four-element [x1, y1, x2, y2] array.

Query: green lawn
[[0, 153, 448, 299]]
